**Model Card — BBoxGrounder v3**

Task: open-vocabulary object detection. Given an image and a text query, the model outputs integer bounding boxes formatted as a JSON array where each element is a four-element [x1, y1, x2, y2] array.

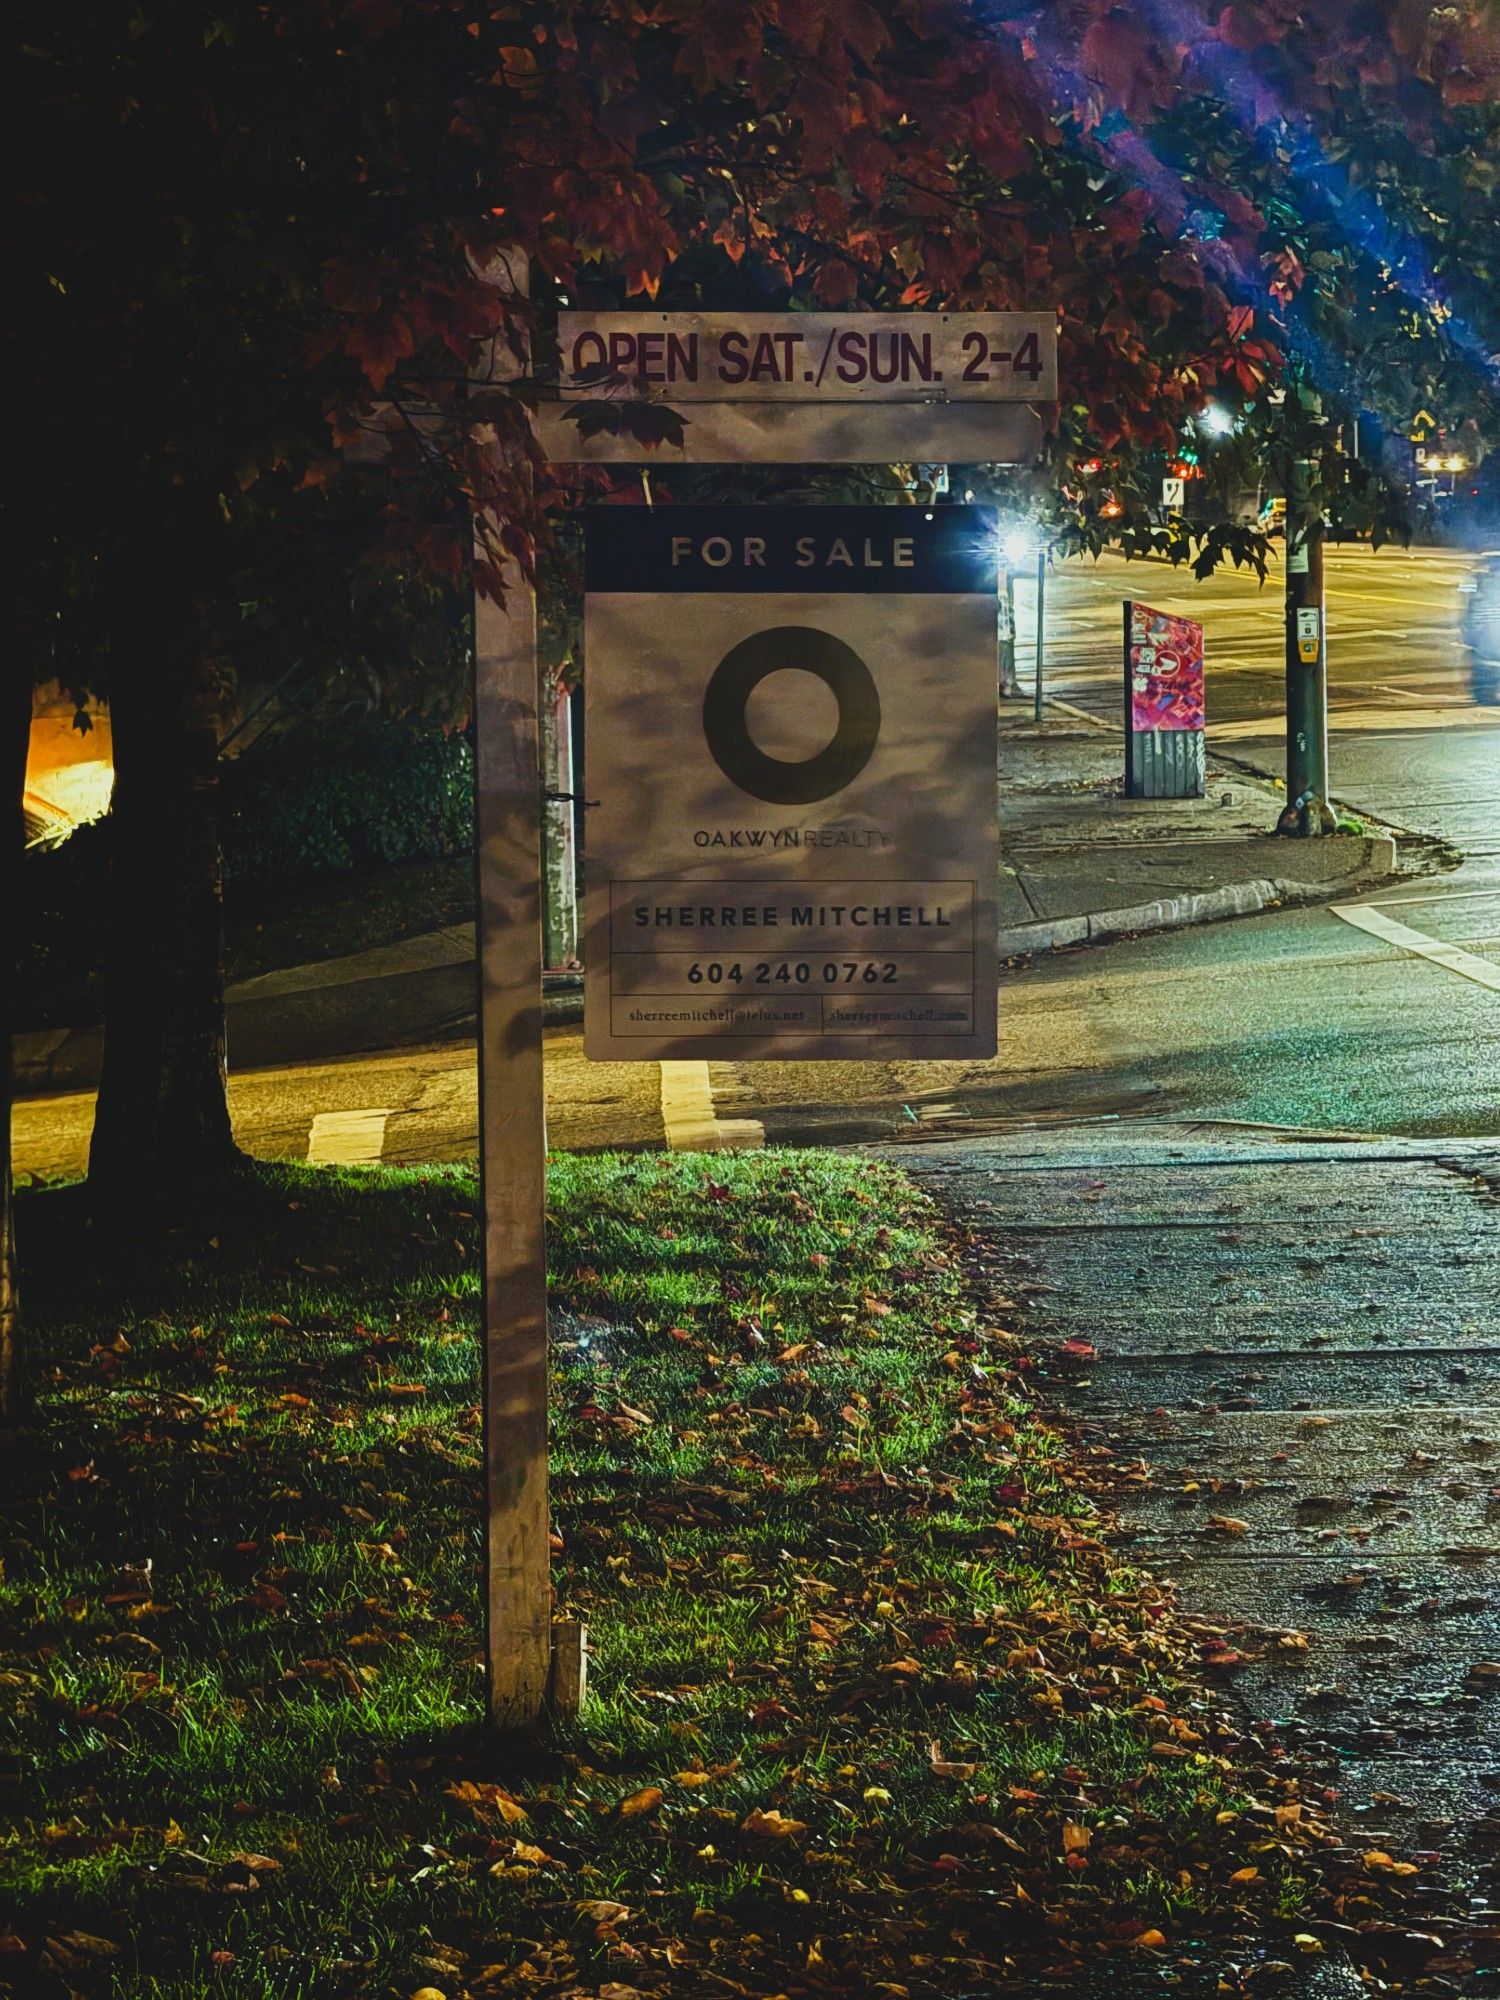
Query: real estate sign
[[558, 311, 1057, 403], [584, 505, 999, 1061]]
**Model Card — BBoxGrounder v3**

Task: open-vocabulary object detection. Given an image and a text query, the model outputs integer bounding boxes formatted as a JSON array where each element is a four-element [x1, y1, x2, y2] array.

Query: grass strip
[[1, 1151, 1336, 1997]]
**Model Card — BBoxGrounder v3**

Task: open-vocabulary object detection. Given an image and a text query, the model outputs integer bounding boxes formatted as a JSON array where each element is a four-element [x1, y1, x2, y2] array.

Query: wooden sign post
[[470, 303, 1054, 1730]]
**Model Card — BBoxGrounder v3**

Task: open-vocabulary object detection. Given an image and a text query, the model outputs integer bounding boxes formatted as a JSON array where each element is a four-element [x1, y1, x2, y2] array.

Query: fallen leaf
[[52, 1933, 120, 1959], [1364, 1850, 1419, 1876], [615, 1786, 663, 1819], [742, 1807, 807, 1839], [446, 1780, 527, 1825]]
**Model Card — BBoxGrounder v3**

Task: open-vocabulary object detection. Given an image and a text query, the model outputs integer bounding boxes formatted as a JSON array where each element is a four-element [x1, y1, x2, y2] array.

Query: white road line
[[659, 1062, 764, 1151], [1358, 886, 1500, 909], [1329, 904, 1500, 992], [306, 1107, 392, 1164], [1213, 706, 1500, 739]]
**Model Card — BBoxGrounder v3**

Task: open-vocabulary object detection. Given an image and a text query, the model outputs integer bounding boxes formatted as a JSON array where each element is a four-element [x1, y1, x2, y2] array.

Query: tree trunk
[[88, 585, 241, 1211], [1, 665, 32, 1418]]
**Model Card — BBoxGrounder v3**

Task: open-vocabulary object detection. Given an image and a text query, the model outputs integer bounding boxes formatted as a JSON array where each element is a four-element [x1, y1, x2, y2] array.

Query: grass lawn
[[1, 1152, 1345, 1998]]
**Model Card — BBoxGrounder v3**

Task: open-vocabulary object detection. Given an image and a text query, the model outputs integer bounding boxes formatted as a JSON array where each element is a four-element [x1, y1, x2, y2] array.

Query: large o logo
[[702, 626, 880, 805]]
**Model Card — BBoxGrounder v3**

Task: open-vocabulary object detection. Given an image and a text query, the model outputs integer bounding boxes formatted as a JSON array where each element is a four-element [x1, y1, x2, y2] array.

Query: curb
[[997, 841, 1397, 960], [15, 973, 586, 1097]]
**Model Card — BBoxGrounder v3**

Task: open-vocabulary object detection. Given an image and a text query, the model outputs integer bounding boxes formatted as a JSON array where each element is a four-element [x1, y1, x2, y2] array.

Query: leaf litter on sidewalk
[[0, 1153, 1438, 1997]]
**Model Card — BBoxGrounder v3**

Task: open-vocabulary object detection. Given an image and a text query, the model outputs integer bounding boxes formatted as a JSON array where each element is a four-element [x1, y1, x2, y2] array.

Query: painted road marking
[[1214, 706, 1500, 739], [307, 1107, 392, 1164], [1329, 903, 1500, 992], [659, 1062, 764, 1152], [1358, 887, 1500, 909]]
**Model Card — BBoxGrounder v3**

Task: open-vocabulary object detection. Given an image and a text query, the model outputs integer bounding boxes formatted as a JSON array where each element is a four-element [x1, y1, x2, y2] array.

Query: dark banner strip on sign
[[585, 505, 999, 595]]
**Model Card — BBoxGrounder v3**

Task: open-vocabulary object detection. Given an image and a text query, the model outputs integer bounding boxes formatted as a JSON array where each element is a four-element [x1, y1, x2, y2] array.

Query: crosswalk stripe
[[307, 1107, 392, 1164], [1329, 903, 1500, 992], [658, 1062, 764, 1152]]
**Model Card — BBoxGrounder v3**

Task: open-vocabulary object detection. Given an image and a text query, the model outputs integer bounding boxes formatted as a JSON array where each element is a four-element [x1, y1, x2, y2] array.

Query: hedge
[[220, 717, 474, 880], [18, 721, 477, 1029]]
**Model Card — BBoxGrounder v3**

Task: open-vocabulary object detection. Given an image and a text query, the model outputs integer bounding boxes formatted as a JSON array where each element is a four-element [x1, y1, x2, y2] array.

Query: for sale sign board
[[584, 506, 999, 1061]]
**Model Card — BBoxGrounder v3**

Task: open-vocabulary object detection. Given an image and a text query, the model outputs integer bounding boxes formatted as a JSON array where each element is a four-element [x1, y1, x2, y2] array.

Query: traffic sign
[[583, 506, 1000, 1062], [1162, 476, 1186, 510]]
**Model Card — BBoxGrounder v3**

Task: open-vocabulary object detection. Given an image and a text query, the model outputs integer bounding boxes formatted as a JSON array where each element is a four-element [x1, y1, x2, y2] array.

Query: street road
[[1024, 542, 1500, 853], [15, 543, 1500, 1179]]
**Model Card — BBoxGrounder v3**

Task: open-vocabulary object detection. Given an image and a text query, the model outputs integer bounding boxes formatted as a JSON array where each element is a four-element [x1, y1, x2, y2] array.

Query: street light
[[1199, 404, 1236, 438]]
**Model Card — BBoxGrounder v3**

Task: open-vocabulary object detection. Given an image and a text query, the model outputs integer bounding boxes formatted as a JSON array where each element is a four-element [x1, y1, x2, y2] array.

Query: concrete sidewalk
[[15, 707, 1423, 1097], [912, 1120, 1500, 1993], [995, 705, 1407, 958]]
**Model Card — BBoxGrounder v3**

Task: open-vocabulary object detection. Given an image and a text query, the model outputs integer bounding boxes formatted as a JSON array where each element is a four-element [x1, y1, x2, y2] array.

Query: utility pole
[[1276, 394, 1336, 834], [1033, 544, 1047, 722]]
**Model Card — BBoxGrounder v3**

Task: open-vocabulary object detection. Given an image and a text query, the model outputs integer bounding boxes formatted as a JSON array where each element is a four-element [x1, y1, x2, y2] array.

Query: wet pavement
[[910, 1121, 1500, 1990]]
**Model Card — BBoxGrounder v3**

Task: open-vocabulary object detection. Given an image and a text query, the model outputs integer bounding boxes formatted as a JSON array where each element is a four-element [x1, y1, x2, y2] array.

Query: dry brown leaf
[[616, 1786, 664, 1819], [742, 1807, 807, 1839], [51, 1932, 120, 1959], [446, 1779, 527, 1825], [1062, 1821, 1090, 1853], [1364, 1850, 1419, 1875]]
